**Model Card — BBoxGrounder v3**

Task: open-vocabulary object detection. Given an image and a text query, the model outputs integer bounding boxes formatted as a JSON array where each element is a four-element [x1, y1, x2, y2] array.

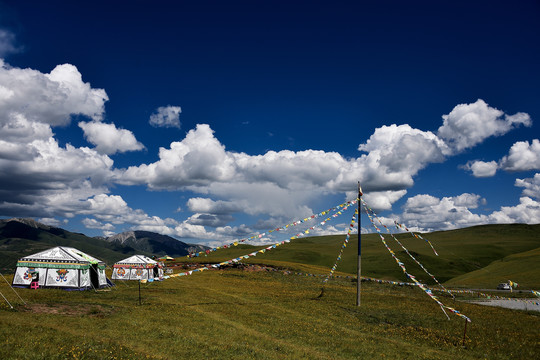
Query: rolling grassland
[[1, 224, 539, 359], [0, 266, 538, 360], [183, 224, 540, 288]]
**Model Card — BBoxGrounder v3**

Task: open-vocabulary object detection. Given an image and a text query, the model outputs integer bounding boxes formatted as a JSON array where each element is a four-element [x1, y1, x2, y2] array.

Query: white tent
[[112, 255, 163, 281], [12, 246, 107, 290]]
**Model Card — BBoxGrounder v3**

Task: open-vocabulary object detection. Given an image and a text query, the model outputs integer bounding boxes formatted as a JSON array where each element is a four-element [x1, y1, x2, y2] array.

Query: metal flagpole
[[356, 182, 363, 306]]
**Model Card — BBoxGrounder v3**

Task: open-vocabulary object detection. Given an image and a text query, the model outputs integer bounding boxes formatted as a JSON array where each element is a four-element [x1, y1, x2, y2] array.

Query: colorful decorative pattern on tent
[[112, 255, 163, 281], [113, 255, 161, 269], [12, 246, 107, 290], [16, 247, 105, 269]]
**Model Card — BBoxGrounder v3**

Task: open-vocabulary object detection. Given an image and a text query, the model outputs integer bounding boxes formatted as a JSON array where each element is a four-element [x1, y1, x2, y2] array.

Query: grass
[[446, 246, 540, 289], [1, 223, 539, 358], [0, 266, 538, 360], [179, 224, 540, 288]]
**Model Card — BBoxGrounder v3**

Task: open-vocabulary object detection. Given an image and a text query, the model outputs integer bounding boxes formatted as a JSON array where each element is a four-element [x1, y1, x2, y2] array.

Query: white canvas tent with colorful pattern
[[112, 255, 163, 281], [12, 246, 107, 290]]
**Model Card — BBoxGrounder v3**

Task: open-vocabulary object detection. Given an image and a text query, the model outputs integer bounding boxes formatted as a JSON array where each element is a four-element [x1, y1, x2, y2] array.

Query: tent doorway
[[153, 266, 159, 278], [90, 264, 100, 288]]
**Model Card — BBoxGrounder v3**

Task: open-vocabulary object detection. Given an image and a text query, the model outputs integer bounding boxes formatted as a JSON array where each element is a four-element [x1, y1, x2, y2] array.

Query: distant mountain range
[[104, 230, 208, 257], [0, 218, 209, 270]]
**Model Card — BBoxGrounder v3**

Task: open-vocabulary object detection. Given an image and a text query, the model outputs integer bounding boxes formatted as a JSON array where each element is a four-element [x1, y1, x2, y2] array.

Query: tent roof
[[115, 255, 157, 265], [18, 246, 104, 264]]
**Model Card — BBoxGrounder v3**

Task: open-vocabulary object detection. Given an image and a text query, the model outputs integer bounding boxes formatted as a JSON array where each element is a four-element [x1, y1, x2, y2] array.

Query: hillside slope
[[445, 245, 540, 289], [183, 223, 540, 288]]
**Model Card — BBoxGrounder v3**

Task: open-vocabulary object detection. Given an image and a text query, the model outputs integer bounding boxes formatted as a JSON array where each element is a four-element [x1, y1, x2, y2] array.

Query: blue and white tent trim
[[12, 246, 107, 290]]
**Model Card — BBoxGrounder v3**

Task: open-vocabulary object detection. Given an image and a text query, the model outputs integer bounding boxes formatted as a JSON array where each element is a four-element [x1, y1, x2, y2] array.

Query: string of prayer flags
[[186, 199, 358, 258], [362, 200, 471, 322], [322, 207, 358, 284], [394, 220, 438, 256], [362, 199, 453, 298], [508, 280, 519, 293], [166, 202, 358, 279]]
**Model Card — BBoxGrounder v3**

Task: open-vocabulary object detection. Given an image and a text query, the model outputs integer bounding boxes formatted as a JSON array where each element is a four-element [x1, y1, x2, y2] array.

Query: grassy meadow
[[1, 223, 540, 359], [0, 266, 539, 360]]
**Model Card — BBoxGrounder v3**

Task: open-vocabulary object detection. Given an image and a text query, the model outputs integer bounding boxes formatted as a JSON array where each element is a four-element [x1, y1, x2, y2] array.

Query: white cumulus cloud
[[79, 121, 145, 155], [0, 60, 108, 126], [500, 139, 540, 172], [149, 105, 182, 128], [398, 193, 488, 231], [37, 217, 63, 227], [515, 173, 540, 200], [187, 197, 243, 214], [82, 218, 115, 231], [488, 197, 540, 224], [115, 99, 534, 232], [463, 160, 498, 178], [390, 187, 540, 233], [362, 190, 408, 211], [187, 213, 235, 227], [117, 122, 453, 220], [82, 193, 180, 235], [0, 60, 535, 239], [355, 124, 447, 191], [437, 99, 531, 154], [119, 124, 236, 188]]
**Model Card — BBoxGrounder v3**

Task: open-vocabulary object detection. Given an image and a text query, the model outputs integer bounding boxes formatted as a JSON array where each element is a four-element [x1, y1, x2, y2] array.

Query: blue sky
[[0, 1, 539, 245]]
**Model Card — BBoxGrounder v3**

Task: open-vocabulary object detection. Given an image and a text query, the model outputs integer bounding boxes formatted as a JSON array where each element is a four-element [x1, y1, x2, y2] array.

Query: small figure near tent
[[12, 246, 108, 290], [29, 270, 39, 289]]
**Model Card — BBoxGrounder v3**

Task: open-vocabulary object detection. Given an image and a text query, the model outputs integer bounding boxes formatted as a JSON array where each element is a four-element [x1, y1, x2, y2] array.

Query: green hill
[[183, 224, 540, 288], [445, 245, 540, 289]]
